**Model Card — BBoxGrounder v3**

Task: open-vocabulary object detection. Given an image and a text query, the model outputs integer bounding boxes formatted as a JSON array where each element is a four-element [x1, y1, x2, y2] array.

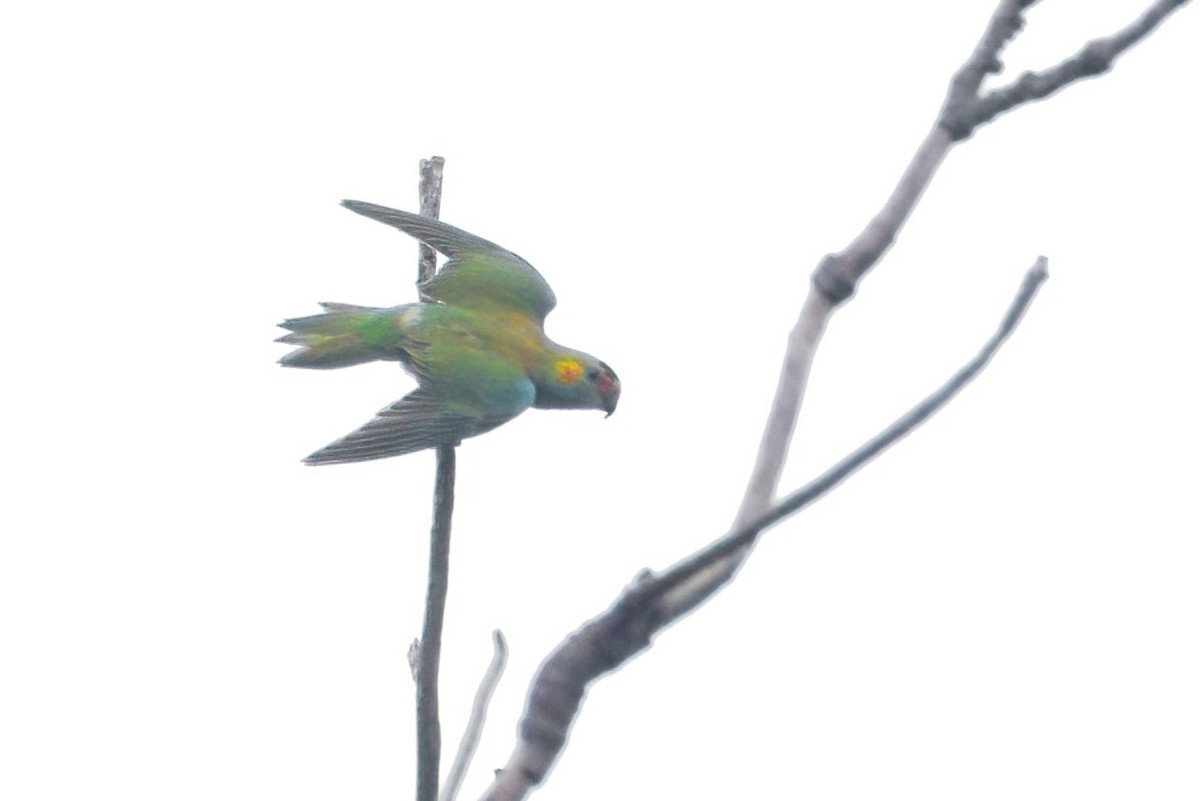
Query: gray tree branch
[[416, 155, 454, 801], [475, 0, 1188, 798], [482, 259, 1048, 801], [441, 631, 509, 801], [942, 0, 1190, 140], [744, 0, 1187, 524]]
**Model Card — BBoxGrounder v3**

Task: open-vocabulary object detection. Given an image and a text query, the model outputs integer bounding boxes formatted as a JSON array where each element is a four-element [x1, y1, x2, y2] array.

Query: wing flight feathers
[[303, 388, 520, 465], [341, 200, 557, 322]]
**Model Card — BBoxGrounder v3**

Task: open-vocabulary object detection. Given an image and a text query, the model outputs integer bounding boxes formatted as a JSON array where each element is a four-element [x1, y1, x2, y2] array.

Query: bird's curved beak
[[603, 380, 620, 417], [597, 361, 620, 417]]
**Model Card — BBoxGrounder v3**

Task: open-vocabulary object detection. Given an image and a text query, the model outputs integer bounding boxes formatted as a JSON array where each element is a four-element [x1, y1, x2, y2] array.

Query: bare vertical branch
[[416, 155, 454, 801], [418, 157, 445, 283]]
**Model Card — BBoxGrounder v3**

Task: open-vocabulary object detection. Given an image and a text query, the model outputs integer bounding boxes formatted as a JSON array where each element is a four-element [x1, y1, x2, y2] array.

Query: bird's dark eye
[[586, 368, 601, 381]]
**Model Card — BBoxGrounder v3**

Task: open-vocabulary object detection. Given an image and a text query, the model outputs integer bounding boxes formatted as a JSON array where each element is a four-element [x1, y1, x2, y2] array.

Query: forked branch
[[477, 0, 1188, 798], [482, 258, 1048, 801]]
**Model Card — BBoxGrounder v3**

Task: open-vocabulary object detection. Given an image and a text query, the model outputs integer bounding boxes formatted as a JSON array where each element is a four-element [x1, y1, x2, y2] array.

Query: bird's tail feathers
[[277, 303, 385, 369]]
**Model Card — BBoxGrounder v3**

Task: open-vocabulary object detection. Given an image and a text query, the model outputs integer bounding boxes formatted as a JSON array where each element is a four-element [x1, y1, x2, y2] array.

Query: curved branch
[[483, 259, 1049, 801], [442, 631, 509, 801], [478, 1, 1186, 798], [743, 0, 1184, 525], [658, 258, 1048, 604]]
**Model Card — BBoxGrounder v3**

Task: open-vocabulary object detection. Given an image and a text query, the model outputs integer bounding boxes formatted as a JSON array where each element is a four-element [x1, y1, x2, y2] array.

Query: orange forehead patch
[[556, 359, 584, 383]]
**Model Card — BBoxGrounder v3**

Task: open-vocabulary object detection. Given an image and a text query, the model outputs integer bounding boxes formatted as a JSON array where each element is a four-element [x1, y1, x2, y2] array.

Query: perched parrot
[[278, 200, 620, 465]]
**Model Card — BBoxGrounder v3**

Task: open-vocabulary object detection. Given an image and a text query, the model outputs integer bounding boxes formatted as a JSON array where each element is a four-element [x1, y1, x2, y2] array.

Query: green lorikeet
[[278, 200, 620, 465]]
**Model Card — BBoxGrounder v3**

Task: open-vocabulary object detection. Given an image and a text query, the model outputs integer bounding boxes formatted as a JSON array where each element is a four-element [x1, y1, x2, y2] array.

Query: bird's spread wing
[[341, 200, 557, 323], [303, 388, 524, 465]]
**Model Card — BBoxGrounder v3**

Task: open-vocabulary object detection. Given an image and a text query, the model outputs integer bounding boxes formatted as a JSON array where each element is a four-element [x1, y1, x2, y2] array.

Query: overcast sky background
[[3, 2, 1198, 799]]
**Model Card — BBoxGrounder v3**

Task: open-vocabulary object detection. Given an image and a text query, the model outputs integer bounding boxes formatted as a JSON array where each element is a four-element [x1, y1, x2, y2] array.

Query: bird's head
[[533, 352, 620, 416]]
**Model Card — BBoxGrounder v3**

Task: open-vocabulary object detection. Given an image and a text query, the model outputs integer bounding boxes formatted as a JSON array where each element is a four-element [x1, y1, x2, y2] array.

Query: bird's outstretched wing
[[341, 200, 557, 324], [303, 387, 525, 465]]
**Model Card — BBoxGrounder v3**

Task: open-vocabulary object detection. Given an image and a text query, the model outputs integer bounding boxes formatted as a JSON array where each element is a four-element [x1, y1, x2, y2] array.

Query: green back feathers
[[342, 200, 558, 323], [420, 251, 556, 321]]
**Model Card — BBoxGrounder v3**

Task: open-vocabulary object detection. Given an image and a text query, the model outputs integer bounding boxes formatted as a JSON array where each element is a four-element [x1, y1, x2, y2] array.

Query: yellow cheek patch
[[556, 359, 584, 384]]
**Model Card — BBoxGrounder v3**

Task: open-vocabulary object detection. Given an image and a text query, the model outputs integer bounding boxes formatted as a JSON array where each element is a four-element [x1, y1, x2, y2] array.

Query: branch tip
[[441, 629, 509, 801]]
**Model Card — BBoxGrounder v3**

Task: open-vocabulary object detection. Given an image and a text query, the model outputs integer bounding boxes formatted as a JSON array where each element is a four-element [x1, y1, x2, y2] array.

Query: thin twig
[[416, 155, 453, 801], [484, 259, 1049, 801], [441, 631, 509, 801]]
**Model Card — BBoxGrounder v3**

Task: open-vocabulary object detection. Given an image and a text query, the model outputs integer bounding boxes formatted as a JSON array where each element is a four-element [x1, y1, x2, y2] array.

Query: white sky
[[3, 2, 1198, 799]]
